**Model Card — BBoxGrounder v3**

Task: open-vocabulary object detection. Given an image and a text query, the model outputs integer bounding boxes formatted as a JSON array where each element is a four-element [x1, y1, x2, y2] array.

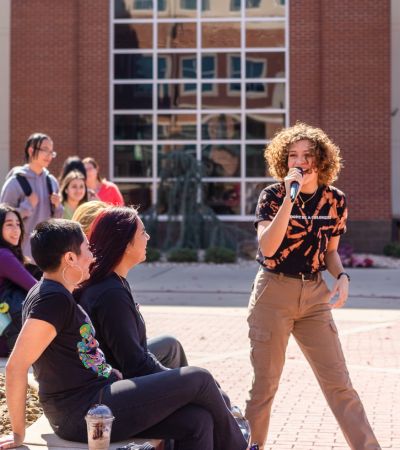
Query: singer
[[245, 123, 381, 449]]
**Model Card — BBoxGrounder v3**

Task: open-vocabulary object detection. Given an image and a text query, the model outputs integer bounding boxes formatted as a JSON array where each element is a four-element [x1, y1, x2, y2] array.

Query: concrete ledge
[[24, 414, 162, 449]]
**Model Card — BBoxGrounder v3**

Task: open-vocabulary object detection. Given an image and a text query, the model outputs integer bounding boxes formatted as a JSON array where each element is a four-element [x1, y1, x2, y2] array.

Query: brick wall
[[11, 0, 109, 177], [291, 0, 391, 251]]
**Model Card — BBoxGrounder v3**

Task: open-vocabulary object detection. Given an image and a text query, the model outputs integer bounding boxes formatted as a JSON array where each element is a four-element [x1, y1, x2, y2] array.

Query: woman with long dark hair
[[0, 204, 38, 353], [0, 218, 247, 450]]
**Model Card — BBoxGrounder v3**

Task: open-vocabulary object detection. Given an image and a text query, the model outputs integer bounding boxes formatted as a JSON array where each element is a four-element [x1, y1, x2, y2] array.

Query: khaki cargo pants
[[245, 268, 380, 450]]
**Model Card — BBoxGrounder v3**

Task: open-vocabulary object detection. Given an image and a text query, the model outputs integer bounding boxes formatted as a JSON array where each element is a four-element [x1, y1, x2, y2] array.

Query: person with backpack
[[0, 133, 63, 259]]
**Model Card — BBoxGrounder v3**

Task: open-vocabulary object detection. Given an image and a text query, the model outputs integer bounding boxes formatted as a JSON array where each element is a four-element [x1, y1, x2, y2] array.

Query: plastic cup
[[85, 404, 114, 450]]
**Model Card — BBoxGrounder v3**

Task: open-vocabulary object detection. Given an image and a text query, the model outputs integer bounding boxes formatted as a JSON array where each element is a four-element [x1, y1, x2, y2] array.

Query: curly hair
[[265, 122, 343, 186]]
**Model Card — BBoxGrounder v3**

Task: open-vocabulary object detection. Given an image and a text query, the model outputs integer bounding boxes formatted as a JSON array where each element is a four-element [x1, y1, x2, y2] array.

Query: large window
[[111, 0, 288, 218]]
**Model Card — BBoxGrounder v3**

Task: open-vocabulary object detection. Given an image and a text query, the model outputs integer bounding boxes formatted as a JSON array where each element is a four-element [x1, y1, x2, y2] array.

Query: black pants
[[57, 367, 246, 450], [147, 335, 188, 369]]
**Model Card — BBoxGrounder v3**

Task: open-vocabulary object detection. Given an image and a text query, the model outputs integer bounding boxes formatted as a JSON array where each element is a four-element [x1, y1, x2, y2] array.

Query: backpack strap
[[15, 174, 32, 196], [46, 175, 55, 217]]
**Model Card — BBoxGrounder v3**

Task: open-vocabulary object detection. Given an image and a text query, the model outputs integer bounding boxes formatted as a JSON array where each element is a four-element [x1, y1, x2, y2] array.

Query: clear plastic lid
[[86, 403, 114, 419]]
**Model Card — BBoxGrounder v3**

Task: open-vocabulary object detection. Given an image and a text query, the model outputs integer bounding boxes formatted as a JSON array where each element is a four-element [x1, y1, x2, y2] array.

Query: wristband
[[337, 272, 350, 282]]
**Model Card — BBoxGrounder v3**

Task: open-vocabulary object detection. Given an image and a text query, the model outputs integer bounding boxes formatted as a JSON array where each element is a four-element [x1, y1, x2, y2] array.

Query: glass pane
[[114, 115, 153, 140], [114, 24, 153, 49], [246, 144, 266, 177], [246, 113, 285, 140], [157, 114, 197, 139], [114, 54, 153, 79], [245, 181, 275, 215], [203, 182, 241, 215], [245, 82, 285, 109], [201, 1, 240, 17], [246, 21, 285, 48], [202, 83, 241, 109], [245, 52, 285, 78], [158, 23, 197, 48], [119, 182, 153, 212], [114, 84, 153, 110], [114, 145, 153, 177], [158, 144, 197, 176], [202, 144, 241, 177], [159, 0, 197, 18], [201, 113, 241, 140], [157, 53, 197, 79], [202, 23, 241, 48], [115, 0, 154, 18], [158, 84, 197, 109], [246, 0, 286, 18]]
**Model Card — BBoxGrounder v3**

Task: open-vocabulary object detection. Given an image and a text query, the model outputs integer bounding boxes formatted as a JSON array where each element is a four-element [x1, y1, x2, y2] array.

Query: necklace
[[298, 187, 319, 209]]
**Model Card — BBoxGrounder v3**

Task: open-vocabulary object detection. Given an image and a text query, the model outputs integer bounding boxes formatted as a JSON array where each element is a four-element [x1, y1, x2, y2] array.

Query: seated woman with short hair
[[1, 218, 247, 450]]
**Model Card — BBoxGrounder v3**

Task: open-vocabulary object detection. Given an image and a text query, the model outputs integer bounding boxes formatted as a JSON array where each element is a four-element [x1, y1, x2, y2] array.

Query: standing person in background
[[83, 157, 124, 206], [59, 156, 87, 184], [0, 133, 63, 259], [245, 122, 381, 449], [60, 171, 88, 220]]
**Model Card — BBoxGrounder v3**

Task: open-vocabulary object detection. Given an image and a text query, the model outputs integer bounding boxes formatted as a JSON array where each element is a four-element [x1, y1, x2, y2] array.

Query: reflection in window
[[114, 85, 153, 110], [203, 182, 240, 215], [134, 0, 153, 9], [181, 0, 196, 9], [158, 0, 166, 11], [202, 55, 215, 91], [158, 115, 197, 139], [119, 183, 153, 212], [202, 145, 240, 177], [115, 54, 152, 79], [114, 24, 153, 49], [246, 113, 284, 140], [231, 0, 241, 11], [114, 115, 153, 140], [202, 23, 241, 48], [229, 56, 241, 91], [158, 144, 196, 176], [114, 145, 153, 177], [158, 23, 197, 48], [246, 182, 273, 215], [246, 145, 266, 177], [202, 84, 241, 109], [201, 114, 240, 140], [181, 57, 197, 92], [246, 21, 285, 48]]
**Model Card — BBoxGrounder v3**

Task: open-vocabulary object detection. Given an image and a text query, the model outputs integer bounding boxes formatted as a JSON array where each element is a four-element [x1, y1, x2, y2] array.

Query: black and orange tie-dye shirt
[[255, 183, 347, 274]]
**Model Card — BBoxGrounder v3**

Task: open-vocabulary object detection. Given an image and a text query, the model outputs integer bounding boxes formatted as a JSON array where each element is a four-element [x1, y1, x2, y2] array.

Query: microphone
[[290, 167, 303, 203]]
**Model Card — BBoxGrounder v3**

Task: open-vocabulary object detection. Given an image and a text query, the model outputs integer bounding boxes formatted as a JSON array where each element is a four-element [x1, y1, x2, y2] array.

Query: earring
[[62, 265, 84, 286]]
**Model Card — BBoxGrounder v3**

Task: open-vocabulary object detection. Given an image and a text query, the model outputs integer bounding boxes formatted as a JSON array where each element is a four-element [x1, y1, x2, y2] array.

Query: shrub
[[383, 242, 400, 258], [205, 246, 237, 264], [145, 247, 161, 263], [167, 247, 198, 262]]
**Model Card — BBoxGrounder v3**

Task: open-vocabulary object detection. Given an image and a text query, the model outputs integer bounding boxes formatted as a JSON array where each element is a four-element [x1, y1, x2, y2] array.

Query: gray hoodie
[[0, 164, 63, 260]]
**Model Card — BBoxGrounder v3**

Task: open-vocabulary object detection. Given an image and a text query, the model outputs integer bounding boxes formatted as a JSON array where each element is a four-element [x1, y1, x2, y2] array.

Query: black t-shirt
[[255, 183, 347, 274], [78, 273, 166, 379], [22, 279, 113, 410]]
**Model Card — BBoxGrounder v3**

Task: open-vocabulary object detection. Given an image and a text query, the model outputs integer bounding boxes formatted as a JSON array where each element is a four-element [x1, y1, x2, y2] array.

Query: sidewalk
[[129, 263, 400, 449], [2, 264, 400, 449]]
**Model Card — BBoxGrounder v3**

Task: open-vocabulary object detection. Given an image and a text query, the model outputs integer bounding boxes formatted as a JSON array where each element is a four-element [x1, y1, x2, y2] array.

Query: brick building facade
[[1, 0, 398, 253]]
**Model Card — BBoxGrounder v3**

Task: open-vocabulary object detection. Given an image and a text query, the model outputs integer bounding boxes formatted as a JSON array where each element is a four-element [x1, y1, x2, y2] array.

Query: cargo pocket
[[328, 319, 345, 362], [248, 327, 272, 370]]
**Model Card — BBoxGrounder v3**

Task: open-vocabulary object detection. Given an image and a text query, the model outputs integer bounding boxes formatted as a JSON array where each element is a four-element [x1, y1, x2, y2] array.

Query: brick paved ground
[[142, 305, 400, 449]]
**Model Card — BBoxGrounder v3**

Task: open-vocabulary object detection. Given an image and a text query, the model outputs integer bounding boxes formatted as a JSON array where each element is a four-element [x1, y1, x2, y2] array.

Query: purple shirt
[[0, 248, 37, 293]]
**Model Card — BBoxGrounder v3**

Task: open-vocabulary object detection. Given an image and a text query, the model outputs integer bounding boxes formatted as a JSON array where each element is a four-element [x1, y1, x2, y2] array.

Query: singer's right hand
[[284, 167, 303, 199]]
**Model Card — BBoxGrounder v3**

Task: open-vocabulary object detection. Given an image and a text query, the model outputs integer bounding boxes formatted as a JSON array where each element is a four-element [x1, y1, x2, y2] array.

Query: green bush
[[383, 242, 400, 258], [205, 246, 237, 264], [167, 247, 198, 262], [145, 247, 161, 263]]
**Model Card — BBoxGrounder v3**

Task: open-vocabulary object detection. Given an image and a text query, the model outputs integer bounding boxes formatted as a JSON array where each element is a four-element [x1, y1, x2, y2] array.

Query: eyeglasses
[[39, 148, 57, 158]]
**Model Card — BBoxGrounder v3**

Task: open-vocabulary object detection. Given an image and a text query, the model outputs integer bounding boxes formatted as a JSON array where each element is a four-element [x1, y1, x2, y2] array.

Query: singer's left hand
[[329, 276, 349, 308]]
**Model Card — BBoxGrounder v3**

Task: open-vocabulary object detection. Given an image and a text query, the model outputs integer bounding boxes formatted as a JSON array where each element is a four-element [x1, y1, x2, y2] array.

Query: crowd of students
[[0, 125, 382, 450]]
